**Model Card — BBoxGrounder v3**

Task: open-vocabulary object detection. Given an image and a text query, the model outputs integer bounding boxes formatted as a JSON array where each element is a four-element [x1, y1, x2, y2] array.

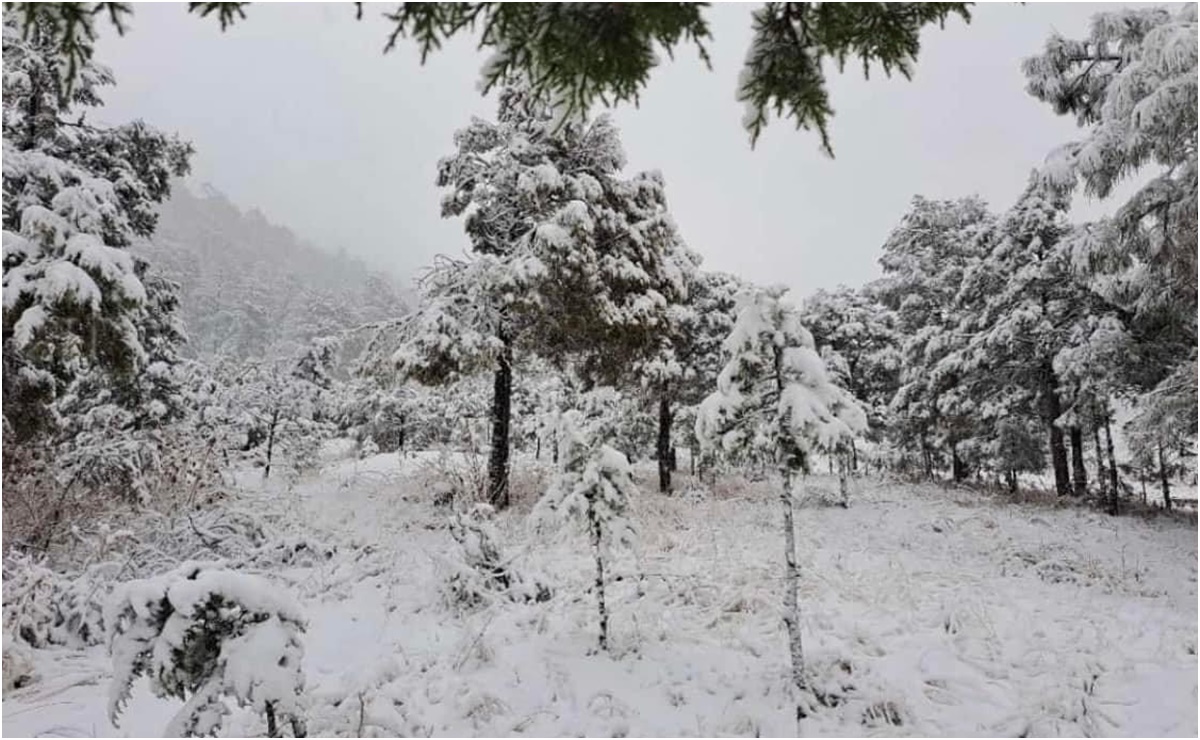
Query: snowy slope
[[4, 454, 1196, 737]]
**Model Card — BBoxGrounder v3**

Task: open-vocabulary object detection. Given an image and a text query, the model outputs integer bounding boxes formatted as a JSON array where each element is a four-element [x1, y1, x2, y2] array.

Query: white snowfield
[[4, 451, 1196, 737]]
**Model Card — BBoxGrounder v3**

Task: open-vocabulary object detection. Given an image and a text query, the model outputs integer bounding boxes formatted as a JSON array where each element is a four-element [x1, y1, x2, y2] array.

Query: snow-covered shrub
[[2, 553, 106, 648], [445, 503, 550, 610], [533, 410, 637, 651], [237, 537, 337, 571], [358, 436, 380, 459], [107, 563, 307, 738], [415, 450, 489, 506], [305, 657, 421, 737], [2, 636, 35, 691]]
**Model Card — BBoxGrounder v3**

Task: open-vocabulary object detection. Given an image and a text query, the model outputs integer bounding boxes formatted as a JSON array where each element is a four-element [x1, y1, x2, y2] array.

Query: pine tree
[[1024, 4, 1197, 456], [532, 409, 637, 652], [2, 5, 192, 442], [872, 196, 992, 479], [390, 83, 691, 508], [695, 286, 865, 726], [801, 285, 901, 472]]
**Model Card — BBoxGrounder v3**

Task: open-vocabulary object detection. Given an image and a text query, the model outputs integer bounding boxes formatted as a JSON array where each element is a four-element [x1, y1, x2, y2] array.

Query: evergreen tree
[[872, 196, 992, 479], [696, 286, 865, 726], [1024, 4, 1197, 454], [2, 5, 192, 441], [532, 409, 637, 652], [390, 84, 691, 508], [801, 285, 901, 470]]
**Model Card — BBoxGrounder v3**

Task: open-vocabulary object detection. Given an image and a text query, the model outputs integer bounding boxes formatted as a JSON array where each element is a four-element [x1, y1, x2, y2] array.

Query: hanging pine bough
[[11, 2, 971, 153], [696, 287, 866, 727]]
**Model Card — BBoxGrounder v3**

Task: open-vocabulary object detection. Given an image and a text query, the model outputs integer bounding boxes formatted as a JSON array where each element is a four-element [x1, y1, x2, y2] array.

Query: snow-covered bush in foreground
[[2, 553, 106, 648], [696, 287, 866, 727], [106, 563, 307, 738], [533, 410, 637, 651]]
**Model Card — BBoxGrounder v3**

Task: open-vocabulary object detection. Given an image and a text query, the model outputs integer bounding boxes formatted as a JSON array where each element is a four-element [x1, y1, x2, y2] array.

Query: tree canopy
[[9, 1, 971, 154]]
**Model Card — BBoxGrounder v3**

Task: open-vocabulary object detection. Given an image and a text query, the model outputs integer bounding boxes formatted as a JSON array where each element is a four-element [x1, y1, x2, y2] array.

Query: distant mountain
[[136, 183, 410, 362]]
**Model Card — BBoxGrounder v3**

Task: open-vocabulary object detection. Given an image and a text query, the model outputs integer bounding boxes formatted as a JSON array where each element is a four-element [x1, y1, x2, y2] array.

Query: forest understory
[[4, 450, 1196, 738]]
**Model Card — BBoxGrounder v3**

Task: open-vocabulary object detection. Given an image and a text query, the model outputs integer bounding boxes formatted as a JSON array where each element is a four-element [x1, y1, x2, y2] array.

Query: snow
[[4, 454, 1195, 737], [10, 304, 47, 349]]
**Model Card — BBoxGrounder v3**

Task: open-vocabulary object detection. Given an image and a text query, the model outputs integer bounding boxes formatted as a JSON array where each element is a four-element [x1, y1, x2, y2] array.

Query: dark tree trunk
[[657, 390, 673, 494], [1007, 468, 1018, 495], [1042, 364, 1071, 497], [1091, 412, 1106, 500], [1158, 441, 1172, 511], [1103, 409, 1119, 514], [587, 495, 609, 651], [850, 439, 858, 474], [263, 407, 280, 481], [1070, 427, 1088, 497], [488, 336, 513, 509], [951, 442, 967, 483]]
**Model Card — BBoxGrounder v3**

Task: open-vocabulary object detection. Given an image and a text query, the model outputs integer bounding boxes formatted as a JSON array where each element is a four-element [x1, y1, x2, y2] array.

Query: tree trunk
[[488, 336, 513, 509], [1042, 364, 1070, 497], [263, 407, 280, 481], [850, 439, 858, 474], [1103, 408, 1119, 514], [837, 449, 849, 508], [1070, 427, 1088, 497], [780, 467, 807, 725], [1091, 412, 1106, 501], [1007, 468, 1018, 495], [1158, 441, 1172, 512], [587, 495, 608, 651], [951, 442, 966, 483], [657, 391, 673, 494]]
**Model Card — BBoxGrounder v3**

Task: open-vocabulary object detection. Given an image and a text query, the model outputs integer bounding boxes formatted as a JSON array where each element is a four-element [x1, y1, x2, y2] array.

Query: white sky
[[94, 2, 1134, 298]]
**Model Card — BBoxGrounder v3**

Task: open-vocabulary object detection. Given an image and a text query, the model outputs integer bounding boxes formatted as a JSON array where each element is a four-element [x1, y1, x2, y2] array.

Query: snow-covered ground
[[4, 450, 1197, 737]]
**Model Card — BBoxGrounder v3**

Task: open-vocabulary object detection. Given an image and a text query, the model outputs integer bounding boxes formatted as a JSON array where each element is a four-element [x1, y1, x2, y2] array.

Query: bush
[[2, 554, 106, 648], [107, 563, 308, 738]]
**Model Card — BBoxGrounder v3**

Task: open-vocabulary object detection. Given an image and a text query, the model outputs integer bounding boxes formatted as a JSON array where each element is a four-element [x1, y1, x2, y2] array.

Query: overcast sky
[[94, 2, 1130, 298]]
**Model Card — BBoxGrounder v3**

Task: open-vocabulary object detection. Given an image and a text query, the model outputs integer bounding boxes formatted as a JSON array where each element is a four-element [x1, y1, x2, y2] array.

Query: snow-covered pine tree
[[872, 196, 992, 479], [801, 285, 901, 473], [2, 5, 192, 442], [532, 409, 637, 652], [665, 270, 749, 482], [948, 175, 1093, 497], [1024, 5, 1198, 473], [106, 563, 307, 738], [695, 287, 865, 725], [389, 82, 691, 508]]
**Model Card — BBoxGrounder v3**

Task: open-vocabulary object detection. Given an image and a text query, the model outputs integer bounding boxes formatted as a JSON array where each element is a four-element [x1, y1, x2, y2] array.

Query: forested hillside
[[136, 184, 409, 362]]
